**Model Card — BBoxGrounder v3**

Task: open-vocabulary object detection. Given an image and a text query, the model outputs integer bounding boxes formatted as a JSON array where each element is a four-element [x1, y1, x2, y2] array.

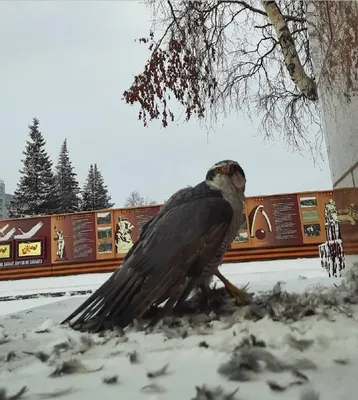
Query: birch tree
[[123, 0, 322, 155], [124, 191, 157, 207]]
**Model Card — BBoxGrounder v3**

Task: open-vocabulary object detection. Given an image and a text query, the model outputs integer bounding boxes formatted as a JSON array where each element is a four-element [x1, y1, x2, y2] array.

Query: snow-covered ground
[[0, 258, 357, 399]]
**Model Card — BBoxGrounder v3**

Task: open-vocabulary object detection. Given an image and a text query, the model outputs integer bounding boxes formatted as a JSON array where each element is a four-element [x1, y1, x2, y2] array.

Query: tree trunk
[[261, 0, 318, 101]]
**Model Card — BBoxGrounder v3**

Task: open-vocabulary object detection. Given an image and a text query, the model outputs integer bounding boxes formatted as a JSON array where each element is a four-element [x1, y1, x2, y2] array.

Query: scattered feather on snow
[[235, 334, 266, 350], [2, 261, 358, 399], [333, 358, 349, 365], [35, 319, 56, 333], [191, 385, 239, 400], [23, 350, 50, 363], [3, 351, 18, 362], [140, 383, 166, 394], [0, 386, 27, 400], [102, 375, 119, 385], [267, 374, 308, 392], [293, 370, 309, 381], [75, 334, 94, 354], [128, 350, 140, 364], [147, 363, 169, 378], [136, 264, 358, 338], [218, 347, 284, 382], [285, 333, 314, 351], [52, 338, 76, 356], [49, 359, 103, 377], [218, 342, 317, 383], [0, 324, 10, 345], [266, 368, 310, 392]]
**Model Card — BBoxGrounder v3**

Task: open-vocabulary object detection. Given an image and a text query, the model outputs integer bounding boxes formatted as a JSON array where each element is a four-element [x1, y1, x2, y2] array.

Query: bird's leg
[[214, 270, 247, 305], [173, 278, 198, 312], [199, 284, 211, 309]]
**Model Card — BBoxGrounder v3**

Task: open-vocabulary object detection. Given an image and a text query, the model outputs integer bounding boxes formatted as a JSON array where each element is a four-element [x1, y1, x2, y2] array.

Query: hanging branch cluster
[[123, 0, 321, 153]]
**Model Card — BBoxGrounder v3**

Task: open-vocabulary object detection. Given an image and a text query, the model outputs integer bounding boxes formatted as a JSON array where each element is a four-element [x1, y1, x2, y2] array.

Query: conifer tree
[[9, 117, 59, 218], [81, 163, 114, 211], [54, 139, 81, 214], [81, 164, 95, 212]]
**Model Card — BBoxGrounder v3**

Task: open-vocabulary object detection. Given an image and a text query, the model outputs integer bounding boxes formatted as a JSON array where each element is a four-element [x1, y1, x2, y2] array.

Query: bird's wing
[[127, 194, 233, 276], [132, 185, 195, 241], [62, 188, 233, 331]]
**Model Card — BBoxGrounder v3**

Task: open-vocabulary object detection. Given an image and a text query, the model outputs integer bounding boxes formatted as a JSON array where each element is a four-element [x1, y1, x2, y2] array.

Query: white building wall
[[307, 1, 358, 189], [307, 1, 358, 262]]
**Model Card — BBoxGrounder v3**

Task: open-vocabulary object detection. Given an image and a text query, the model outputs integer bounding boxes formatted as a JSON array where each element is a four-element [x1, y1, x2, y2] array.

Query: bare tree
[[123, 0, 323, 157], [124, 190, 157, 207]]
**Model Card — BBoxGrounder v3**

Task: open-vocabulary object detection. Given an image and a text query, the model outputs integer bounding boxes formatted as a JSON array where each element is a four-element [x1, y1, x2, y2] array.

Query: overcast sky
[[0, 1, 332, 207]]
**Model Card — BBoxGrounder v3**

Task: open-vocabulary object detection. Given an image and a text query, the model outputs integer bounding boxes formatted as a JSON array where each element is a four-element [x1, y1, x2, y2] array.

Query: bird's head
[[206, 160, 246, 193]]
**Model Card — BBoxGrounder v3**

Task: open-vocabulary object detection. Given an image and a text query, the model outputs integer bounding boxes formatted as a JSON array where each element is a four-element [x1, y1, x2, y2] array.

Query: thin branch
[[123, 0, 322, 158]]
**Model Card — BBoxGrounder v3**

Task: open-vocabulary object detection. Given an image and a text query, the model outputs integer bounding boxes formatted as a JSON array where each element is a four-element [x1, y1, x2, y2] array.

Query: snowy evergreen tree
[[54, 139, 81, 214], [81, 163, 114, 211], [81, 164, 95, 212], [9, 117, 59, 218]]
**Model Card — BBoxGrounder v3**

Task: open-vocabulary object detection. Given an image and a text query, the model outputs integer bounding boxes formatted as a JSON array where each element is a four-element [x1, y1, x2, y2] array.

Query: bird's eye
[[216, 167, 222, 173]]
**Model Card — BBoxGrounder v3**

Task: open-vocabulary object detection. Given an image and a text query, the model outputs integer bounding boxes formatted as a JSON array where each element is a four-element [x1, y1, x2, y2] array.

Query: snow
[[0, 258, 334, 301], [0, 258, 357, 399]]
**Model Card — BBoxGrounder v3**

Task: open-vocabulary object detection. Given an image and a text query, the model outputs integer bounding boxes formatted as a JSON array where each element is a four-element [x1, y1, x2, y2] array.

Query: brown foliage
[[123, 0, 323, 156]]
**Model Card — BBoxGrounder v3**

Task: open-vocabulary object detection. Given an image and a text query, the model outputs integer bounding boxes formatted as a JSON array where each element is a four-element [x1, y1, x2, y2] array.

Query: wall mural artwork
[[96, 211, 114, 259], [0, 217, 51, 268], [0, 243, 11, 259], [318, 198, 346, 277], [50, 213, 96, 264], [54, 225, 67, 260], [242, 194, 304, 248], [231, 191, 334, 252], [18, 241, 43, 258], [0, 220, 45, 242], [115, 216, 135, 254], [114, 206, 161, 257], [299, 195, 321, 241], [335, 188, 358, 242]]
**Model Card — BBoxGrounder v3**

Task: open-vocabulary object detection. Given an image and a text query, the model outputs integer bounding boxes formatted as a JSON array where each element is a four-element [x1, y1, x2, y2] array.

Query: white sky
[[0, 1, 333, 207]]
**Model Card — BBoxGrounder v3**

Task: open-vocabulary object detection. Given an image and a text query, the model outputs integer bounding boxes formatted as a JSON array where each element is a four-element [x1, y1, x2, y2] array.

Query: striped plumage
[[198, 165, 245, 288]]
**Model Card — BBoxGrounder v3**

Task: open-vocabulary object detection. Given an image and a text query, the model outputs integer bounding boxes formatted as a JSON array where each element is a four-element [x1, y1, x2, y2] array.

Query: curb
[[0, 289, 93, 302]]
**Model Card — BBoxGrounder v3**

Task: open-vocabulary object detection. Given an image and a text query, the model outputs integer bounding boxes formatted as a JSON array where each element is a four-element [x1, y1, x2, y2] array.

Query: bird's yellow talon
[[215, 270, 248, 305]]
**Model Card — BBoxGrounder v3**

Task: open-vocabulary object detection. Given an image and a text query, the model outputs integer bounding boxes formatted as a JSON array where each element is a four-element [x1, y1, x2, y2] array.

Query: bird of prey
[[62, 160, 247, 333]]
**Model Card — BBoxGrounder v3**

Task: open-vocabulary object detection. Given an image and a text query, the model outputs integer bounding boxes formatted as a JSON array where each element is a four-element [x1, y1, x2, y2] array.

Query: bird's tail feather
[[61, 267, 145, 332], [61, 276, 114, 324], [115, 266, 184, 327]]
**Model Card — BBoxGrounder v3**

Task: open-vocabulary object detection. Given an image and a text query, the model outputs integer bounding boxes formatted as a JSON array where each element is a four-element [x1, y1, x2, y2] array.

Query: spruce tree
[[54, 139, 80, 214], [81, 164, 95, 212], [81, 163, 114, 211], [9, 117, 59, 218]]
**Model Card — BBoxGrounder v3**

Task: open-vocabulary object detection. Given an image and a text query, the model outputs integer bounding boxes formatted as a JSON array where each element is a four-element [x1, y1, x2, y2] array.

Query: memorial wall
[[0, 189, 357, 280]]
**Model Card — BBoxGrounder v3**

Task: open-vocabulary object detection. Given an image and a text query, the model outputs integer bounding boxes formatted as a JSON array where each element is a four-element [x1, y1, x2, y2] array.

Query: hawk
[[62, 160, 247, 332]]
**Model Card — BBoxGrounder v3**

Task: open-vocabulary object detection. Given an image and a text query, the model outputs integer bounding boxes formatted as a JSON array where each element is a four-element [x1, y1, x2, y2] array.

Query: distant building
[[0, 179, 13, 219]]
